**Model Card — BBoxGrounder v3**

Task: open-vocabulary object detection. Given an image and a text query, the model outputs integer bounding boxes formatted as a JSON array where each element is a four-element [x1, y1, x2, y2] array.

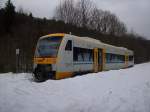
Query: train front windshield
[[35, 36, 62, 57]]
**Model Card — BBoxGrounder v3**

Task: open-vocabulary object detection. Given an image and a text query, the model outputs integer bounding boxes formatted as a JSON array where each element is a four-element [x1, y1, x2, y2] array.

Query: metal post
[[16, 48, 20, 73]]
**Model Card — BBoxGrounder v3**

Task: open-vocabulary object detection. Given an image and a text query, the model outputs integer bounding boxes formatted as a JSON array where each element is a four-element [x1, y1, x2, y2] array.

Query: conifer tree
[[4, 0, 15, 32]]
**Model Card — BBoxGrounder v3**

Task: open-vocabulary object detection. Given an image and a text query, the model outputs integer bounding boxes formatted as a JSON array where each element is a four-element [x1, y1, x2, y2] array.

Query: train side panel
[[55, 34, 134, 79], [56, 35, 73, 79], [104, 63, 126, 71]]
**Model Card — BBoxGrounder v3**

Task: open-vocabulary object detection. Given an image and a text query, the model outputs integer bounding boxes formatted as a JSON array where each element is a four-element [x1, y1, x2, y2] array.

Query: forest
[[0, 0, 150, 72]]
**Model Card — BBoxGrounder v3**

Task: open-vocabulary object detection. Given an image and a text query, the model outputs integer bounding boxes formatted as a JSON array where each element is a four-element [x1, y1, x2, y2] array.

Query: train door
[[98, 49, 103, 71], [94, 48, 98, 72]]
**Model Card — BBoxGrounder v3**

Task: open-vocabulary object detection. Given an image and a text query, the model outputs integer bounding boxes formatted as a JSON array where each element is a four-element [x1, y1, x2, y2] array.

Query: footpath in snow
[[0, 63, 150, 112]]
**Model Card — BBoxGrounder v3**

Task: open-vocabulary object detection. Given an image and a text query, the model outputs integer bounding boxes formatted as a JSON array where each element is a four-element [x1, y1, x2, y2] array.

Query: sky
[[2, 0, 150, 39]]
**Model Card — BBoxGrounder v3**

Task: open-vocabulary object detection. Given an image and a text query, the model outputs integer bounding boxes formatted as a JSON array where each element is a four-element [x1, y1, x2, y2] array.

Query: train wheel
[[33, 69, 46, 82]]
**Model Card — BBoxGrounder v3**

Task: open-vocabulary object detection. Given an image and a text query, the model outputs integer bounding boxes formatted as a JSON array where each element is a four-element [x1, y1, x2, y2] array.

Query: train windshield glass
[[36, 36, 62, 57]]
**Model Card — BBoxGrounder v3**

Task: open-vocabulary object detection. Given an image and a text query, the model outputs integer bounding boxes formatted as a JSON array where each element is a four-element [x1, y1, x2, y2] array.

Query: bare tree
[[88, 7, 103, 31], [97, 11, 127, 35], [53, 0, 127, 36], [76, 0, 94, 27], [54, 0, 94, 28], [54, 0, 77, 24]]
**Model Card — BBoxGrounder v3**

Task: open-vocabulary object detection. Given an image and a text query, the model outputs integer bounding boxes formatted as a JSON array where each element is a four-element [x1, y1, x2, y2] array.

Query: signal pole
[[16, 48, 20, 73]]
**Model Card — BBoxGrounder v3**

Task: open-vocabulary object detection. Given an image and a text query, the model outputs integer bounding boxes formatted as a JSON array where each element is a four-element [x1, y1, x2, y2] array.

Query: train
[[33, 33, 134, 81]]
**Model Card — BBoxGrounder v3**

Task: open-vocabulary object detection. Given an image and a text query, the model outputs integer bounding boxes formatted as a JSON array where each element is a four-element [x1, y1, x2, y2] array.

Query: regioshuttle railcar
[[33, 33, 134, 81]]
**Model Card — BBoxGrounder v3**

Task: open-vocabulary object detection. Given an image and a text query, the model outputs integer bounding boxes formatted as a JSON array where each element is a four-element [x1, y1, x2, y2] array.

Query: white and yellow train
[[33, 33, 134, 81]]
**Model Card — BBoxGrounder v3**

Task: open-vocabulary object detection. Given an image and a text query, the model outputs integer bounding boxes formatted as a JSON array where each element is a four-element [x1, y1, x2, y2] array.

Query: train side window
[[73, 47, 93, 62], [65, 40, 72, 51], [106, 53, 125, 63]]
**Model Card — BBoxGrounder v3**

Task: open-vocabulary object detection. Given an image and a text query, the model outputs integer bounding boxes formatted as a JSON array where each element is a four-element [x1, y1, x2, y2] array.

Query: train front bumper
[[33, 57, 57, 80]]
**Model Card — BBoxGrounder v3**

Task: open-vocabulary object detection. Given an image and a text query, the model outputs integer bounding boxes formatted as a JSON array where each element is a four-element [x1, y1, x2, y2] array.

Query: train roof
[[65, 34, 133, 53], [40, 33, 65, 39], [67, 34, 102, 44], [39, 33, 133, 55]]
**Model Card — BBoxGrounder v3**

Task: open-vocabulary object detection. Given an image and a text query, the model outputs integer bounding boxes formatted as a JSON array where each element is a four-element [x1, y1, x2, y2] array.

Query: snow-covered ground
[[0, 63, 150, 112]]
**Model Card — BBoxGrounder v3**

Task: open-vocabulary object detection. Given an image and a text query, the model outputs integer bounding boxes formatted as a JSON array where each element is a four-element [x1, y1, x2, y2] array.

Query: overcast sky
[[6, 0, 150, 39]]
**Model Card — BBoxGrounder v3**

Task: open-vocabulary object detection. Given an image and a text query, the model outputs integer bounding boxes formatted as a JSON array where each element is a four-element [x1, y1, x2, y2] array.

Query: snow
[[0, 63, 150, 112]]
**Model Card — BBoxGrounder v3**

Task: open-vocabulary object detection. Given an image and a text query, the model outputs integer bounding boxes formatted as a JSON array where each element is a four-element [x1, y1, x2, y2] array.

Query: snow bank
[[0, 63, 150, 112]]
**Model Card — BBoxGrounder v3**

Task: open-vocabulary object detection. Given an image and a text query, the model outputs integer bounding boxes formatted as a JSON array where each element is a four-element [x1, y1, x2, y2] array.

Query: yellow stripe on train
[[56, 72, 73, 79], [34, 57, 56, 64]]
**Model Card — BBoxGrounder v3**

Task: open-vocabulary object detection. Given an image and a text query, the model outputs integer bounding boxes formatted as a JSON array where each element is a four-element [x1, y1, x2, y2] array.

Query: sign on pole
[[16, 48, 20, 55]]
